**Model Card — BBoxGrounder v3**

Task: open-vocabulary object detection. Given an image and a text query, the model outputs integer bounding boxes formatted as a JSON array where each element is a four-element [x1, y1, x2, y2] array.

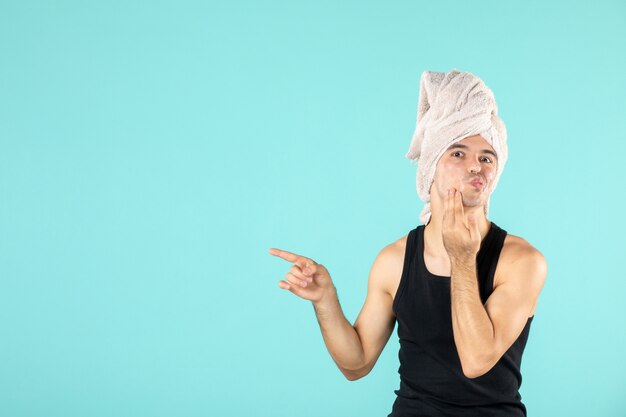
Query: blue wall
[[1, 0, 624, 416]]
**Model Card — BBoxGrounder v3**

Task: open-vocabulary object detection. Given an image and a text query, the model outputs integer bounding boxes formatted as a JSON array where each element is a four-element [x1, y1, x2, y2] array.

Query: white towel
[[406, 69, 508, 225]]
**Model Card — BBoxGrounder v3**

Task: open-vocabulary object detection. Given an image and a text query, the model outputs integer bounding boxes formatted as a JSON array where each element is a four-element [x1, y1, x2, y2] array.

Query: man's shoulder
[[370, 232, 410, 296], [501, 232, 545, 262], [377, 233, 408, 266], [497, 231, 547, 286], [382, 229, 414, 265]]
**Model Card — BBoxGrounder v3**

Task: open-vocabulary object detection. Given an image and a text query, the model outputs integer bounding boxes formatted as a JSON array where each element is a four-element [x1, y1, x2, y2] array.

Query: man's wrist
[[312, 286, 339, 314], [450, 256, 476, 272]]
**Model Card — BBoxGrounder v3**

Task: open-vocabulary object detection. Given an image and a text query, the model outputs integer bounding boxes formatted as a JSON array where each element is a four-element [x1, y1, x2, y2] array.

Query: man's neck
[[424, 210, 492, 260]]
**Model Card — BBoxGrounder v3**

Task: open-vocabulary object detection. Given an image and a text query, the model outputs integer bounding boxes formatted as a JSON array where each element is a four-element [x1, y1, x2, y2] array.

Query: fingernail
[[304, 268, 311, 275]]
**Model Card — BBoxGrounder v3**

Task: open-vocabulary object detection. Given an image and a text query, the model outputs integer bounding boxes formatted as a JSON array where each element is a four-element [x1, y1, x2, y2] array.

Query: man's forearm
[[450, 258, 495, 374], [312, 288, 366, 376]]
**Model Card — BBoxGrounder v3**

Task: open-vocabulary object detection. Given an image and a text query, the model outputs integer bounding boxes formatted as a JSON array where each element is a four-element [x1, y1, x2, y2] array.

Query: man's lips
[[470, 179, 484, 188]]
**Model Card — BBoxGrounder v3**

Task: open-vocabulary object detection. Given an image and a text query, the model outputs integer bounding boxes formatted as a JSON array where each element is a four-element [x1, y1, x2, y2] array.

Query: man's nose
[[468, 160, 481, 173]]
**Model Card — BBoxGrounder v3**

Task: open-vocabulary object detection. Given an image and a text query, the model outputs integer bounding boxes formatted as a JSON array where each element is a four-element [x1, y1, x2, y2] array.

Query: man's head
[[405, 69, 508, 224], [430, 134, 498, 216]]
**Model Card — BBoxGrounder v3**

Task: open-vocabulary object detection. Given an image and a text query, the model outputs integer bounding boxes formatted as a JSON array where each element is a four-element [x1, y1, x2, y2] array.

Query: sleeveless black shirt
[[389, 222, 534, 417]]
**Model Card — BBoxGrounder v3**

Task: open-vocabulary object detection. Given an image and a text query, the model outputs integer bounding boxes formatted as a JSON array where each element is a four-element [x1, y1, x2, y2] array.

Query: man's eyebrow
[[447, 143, 498, 160]]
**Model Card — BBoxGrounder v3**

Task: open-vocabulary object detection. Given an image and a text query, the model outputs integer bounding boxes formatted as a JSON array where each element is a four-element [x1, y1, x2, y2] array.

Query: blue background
[[1, 1, 625, 416]]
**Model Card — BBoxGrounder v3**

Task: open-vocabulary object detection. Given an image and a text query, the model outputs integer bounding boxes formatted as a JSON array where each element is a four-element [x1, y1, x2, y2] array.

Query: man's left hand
[[442, 188, 482, 264]]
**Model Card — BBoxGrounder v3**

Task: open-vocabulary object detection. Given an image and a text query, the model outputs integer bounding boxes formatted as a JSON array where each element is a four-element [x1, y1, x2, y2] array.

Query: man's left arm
[[450, 248, 547, 379]]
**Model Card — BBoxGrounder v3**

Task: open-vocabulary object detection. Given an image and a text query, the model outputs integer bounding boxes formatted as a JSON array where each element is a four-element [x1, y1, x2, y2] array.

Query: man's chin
[[461, 193, 486, 208], [462, 202, 483, 210]]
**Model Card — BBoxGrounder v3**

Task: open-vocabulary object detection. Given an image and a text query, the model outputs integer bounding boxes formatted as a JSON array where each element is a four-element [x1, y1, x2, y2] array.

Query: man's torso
[[384, 229, 539, 318]]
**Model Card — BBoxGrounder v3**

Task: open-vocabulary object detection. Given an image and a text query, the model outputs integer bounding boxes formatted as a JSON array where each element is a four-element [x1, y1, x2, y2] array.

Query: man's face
[[431, 135, 498, 208]]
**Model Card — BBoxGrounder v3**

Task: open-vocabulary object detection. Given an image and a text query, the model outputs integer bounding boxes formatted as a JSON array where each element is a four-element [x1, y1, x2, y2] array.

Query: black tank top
[[389, 222, 534, 417]]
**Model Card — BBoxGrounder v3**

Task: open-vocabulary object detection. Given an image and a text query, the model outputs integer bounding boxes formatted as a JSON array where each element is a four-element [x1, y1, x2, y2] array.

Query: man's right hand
[[268, 239, 403, 381], [268, 247, 336, 305]]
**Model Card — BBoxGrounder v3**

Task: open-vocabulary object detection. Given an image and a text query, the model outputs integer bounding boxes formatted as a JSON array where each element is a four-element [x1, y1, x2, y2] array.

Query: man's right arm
[[311, 241, 403, 380]]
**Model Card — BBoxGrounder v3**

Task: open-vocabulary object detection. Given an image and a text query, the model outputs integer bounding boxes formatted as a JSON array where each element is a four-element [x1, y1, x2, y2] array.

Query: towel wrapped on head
[[406, 68, 508, 225]]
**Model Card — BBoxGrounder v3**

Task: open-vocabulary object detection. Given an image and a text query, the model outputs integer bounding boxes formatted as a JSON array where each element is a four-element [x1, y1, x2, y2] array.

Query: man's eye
[[481, 157, 493, 163], [452, 151, 463, 157]]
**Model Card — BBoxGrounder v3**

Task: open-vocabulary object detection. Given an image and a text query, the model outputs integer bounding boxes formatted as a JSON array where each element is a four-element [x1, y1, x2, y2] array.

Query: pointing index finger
[[268, 248, 314, 266]]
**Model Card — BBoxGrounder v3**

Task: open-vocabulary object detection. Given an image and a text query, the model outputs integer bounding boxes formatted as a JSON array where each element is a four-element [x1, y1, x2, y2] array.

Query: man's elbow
[[461, 358, 497, 379], [462, 367, 484, 379], [341, 365, 372, 381], [344, 372, 365, 381]]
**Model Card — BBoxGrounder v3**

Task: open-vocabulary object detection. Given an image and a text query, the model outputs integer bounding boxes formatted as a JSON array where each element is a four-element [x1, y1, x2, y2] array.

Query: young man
[[269, 69, 547, 416]]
